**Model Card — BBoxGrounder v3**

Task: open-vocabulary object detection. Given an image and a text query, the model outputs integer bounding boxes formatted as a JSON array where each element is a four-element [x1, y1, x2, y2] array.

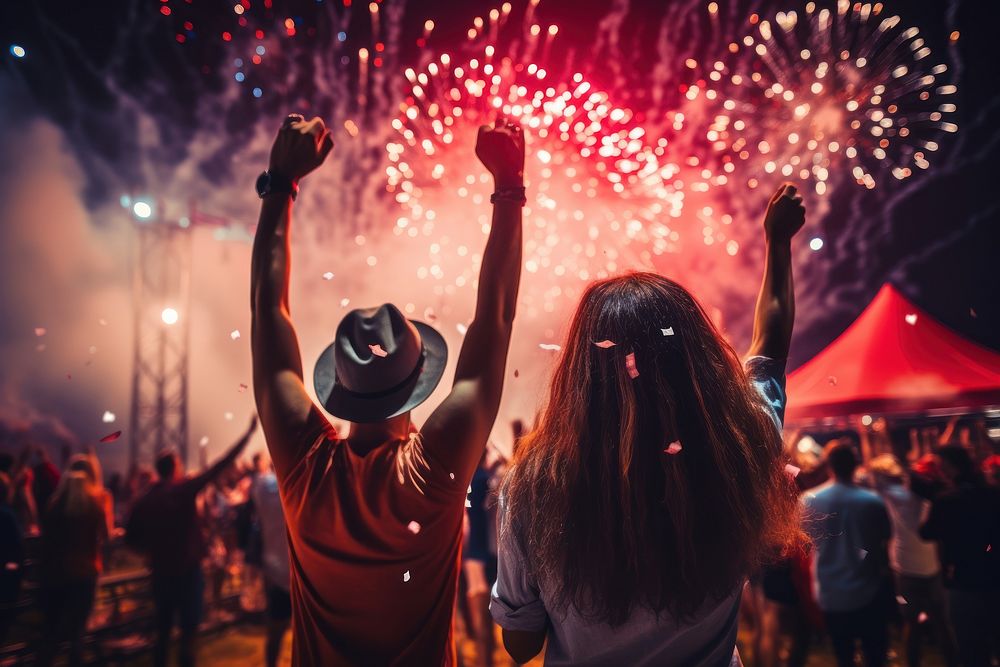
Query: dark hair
[[937, 445, 984, 485], [154, 451, 178, 480], [826, 441, 859, 481], [502, 273, 801, 626]]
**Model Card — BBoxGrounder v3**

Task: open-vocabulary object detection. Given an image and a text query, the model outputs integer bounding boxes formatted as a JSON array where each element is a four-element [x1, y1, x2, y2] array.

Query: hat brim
[[313, 320, 448, 424]]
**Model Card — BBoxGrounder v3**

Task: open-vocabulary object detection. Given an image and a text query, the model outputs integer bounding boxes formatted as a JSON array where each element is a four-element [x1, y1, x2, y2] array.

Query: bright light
[[796, 435, 817, 453], [161, 308, 179, 325], [132, 201, 153, 219], [10, 45, 26, 58], [809, 237, 824, 251], [861, 414, 873, 426]]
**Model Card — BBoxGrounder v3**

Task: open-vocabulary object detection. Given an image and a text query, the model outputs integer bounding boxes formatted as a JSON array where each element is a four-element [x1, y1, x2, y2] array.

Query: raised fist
[[475, 118, 525, 187], [763, 183, 806, 243], [268, 114, 334, 182]]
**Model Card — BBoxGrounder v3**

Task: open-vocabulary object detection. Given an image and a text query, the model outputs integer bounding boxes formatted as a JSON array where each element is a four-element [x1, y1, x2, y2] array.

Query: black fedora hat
[[314, 304, 448, 423]]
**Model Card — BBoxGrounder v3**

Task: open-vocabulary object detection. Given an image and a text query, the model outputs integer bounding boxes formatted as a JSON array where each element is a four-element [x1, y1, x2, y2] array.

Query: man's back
[[804, 481, 891, 611], [128, 480, 204, 575], [920, 482, 1000, 591], [279, 425, 468, 666]]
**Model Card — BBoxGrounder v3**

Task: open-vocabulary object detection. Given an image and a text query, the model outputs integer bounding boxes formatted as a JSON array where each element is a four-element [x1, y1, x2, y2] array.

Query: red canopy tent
[[785, 283, 1000, 422]]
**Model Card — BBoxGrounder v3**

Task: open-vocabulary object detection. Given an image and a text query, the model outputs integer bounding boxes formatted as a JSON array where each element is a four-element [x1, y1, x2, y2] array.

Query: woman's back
[[40, 473, 106, 584]]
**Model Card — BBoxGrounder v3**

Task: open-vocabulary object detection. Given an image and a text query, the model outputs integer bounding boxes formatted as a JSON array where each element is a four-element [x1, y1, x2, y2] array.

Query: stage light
[[161, 307, 179, 325], [132, 200, 153, 219]]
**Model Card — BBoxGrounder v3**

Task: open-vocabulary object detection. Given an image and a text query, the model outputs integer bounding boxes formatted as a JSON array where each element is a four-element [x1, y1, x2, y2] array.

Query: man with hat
[[250, 113, 525, 665]]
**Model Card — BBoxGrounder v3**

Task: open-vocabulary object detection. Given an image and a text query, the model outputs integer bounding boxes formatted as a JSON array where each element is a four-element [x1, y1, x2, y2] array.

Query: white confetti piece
[[465, 498, 472, 508], [904, 313, 917, 326], [423, 307, 437, 322], [594, 340, 617, 348], [917, 612, 928, 624], [230, 329, 241, 340], [858, 548, 868, 560], [456, 323, 468, 336], [449, 472, 455, 480], [625, 352, 639, 379], [784, 463, 801, 477], [34, 327, 46, 337], [340, 298, 351, 308], [369, 344, 389, 357], [896, 595, 908, 605], [664, 441, 682, 455], [407, 521, 421, 535], [661, 327, 675, 336], [238, 383, 248, 392], [102, 411, 116, 424], [5, 562, 19, 571], [224, 412, 234, 421], [322, 272, 335, 280], [403, 570, 411, 582], [199, 436, 209, 447], [539, 343, 561, 351]]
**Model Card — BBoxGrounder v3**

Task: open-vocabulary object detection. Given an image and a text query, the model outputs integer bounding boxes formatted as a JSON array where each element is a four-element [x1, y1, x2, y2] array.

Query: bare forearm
[[749, 240, 794, 359], [475, 200, 523, 326], [251, 194, 294, 314]]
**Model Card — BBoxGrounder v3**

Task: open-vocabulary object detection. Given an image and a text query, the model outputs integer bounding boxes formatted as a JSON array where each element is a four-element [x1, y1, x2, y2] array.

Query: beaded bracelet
[[490, 186, 527, 206]]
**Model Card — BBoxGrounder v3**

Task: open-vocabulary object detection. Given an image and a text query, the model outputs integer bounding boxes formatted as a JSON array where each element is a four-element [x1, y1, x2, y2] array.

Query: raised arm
[[251, 114, 334, 479], [747, 183, 805, 360], [421, 120, 525, 482], [188, 415, 258, 492]]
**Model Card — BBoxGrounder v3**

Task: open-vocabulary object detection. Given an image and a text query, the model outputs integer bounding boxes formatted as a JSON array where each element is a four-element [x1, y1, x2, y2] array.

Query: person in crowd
[[250, 114, 523, 664], [464, 444, 507, 667], [804, 442, 892, 667], [11, 448, 39, 535], [0, 472, 24, 648], [251, 462, 291, 667], [919, 445, 1000, 667], [491, 184, 805, 665], [868, 453, 957, 667], [69, 450, 116, 537], [35, 470, 108, 667], [31, 446, 60, 513], [125, 416, 258, 667]]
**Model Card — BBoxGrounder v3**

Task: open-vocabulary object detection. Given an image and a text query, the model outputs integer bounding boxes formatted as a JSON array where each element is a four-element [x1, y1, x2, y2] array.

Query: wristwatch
[[256, 170, 299, 200]]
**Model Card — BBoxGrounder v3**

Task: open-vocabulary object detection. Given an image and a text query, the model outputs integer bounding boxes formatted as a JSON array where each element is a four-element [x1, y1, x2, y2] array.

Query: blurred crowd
[[1, 414, 997, 667]]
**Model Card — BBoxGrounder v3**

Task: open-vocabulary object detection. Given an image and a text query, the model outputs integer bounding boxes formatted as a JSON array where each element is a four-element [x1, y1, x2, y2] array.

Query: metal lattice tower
[[128, 206, 192, 469]]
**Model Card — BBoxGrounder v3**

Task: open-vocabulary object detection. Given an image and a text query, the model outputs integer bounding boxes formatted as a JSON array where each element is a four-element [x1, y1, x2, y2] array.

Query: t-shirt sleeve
[[744, 355, 787, 432], [490, 496, 548, 632]]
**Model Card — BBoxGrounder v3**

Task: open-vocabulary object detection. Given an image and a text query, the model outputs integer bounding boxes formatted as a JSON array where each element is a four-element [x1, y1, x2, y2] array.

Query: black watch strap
[[256, 170, 299, 200]]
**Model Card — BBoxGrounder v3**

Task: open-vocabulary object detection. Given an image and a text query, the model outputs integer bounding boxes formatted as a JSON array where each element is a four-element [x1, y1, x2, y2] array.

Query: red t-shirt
[[280, 417, 467, 666]]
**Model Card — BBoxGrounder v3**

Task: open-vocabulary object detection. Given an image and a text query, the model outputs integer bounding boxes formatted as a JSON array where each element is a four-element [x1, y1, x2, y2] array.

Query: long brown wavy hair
[[503, 273, 801, 626]]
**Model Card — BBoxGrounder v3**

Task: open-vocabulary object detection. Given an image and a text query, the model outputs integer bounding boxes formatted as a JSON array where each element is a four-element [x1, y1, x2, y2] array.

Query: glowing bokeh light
[[161, 307, 179, 325]]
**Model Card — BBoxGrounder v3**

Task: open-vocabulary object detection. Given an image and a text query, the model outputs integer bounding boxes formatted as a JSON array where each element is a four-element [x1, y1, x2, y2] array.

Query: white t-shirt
[[879, 482, 940, 577], [252, 472, 291, 590]]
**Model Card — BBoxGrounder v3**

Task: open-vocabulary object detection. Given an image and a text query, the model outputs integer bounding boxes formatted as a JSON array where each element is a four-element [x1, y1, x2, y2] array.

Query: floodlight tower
[[128, 199, 192, 469]]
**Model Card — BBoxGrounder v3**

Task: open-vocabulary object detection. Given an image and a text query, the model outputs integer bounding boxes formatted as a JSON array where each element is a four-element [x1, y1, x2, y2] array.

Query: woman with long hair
[[36, 470, 108, 667], [491, 184, 806, 665]]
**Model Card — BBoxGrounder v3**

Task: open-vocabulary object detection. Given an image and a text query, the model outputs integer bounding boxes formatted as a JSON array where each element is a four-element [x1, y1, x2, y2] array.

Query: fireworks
[[690, 1, 958, 193]]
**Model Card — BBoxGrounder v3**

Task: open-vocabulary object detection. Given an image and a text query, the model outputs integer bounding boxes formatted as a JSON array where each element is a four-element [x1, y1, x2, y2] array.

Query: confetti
[[784, 463, 801, 477], [858, 548, 868, 560], [661, 327, 674, 336], [340, 298, 351, 308], [828, 376, 838, 386], [369, 344, 389, 357], [917, 612, 928, 624], [99, 318, 108, 326], [625, 352, 639, 379], [407, 521, 421, 535], [403, 570, 411, 582], [513, 369, 519, 378], [664, 441, 683, 455], [456, 323, 468, 336], [988, 544, 992, 552], [449, 472, 455, 480], [593, 340, 617, 349], [224, 412, 234, 421], [102, 411, 116, 424], [904, 313, 918, 326], [100, 430, 123, 443], [896, 595, 908, 605], [539, 343, 561, 351], [34, 327, 46, 337], [230, 329, 241, 340], [970, 308, 977, 318], [238, 383, 248, 392], [199, 436, 210, 447], [322, 272, 335, 280], [465, 498, 472, 508]]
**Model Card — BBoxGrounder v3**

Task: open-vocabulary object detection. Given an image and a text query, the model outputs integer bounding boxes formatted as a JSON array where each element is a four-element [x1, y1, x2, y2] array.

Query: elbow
[[502, 629, 545, 664]]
